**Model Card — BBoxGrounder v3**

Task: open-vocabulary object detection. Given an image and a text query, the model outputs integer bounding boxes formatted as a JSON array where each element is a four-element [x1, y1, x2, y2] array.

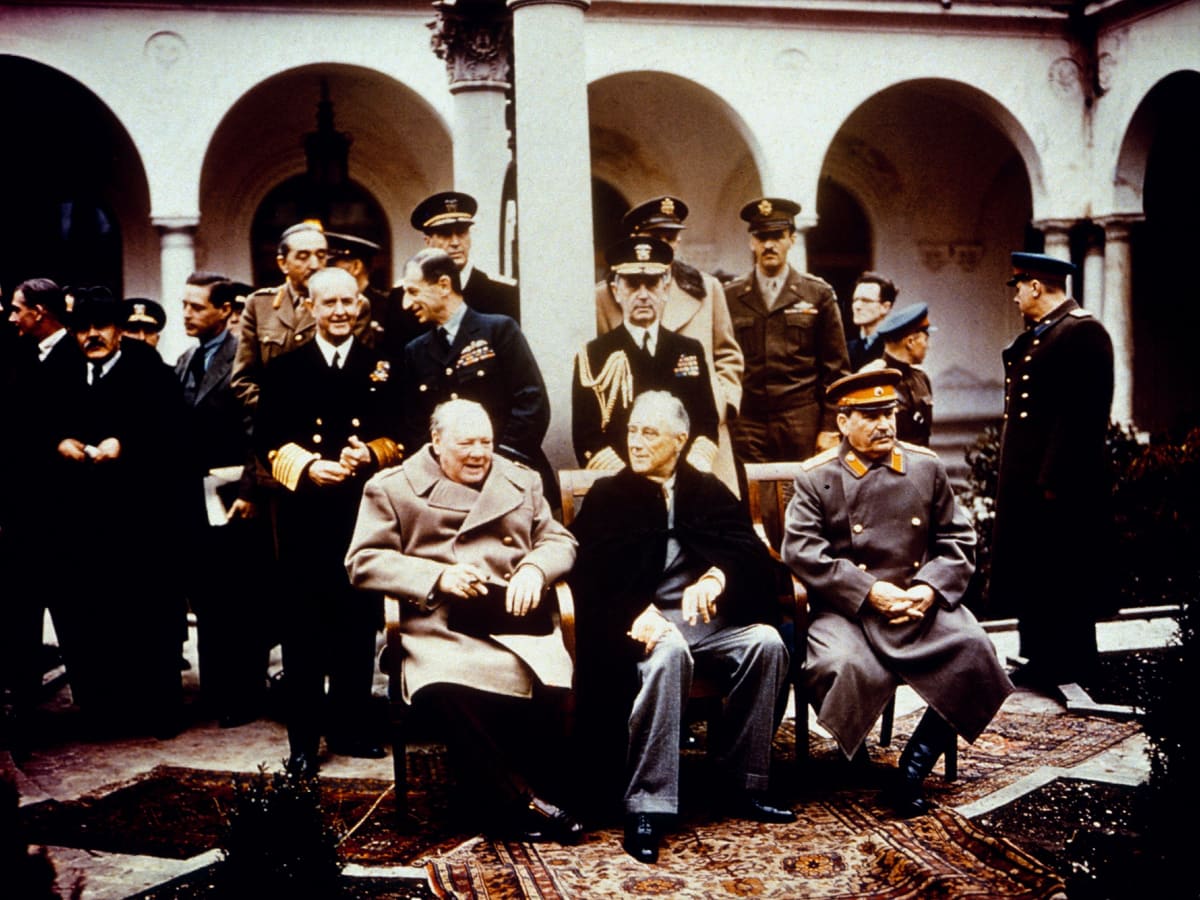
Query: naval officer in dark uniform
[[253, 267, 405, 776], [410, 191, 520, 323], [573, 236, 718, 473], [397, 247, 554, 501], [991, 252, 1115, 692], [724, 197, 851, 463], [859, 303, 936, 446]]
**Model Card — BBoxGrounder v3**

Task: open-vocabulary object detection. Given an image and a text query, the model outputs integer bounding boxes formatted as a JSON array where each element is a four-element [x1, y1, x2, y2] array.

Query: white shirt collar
[[314, 333, 351, 367], [88, 350, 121, 383], [37, 328, 68, 361], [459, 261, 474, 289], [623, 321, 661, 355], [441, 302, 468, 343]]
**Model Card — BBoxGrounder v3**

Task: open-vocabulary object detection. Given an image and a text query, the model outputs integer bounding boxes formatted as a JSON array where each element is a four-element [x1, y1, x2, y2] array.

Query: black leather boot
[[881, 709, 954, 818]]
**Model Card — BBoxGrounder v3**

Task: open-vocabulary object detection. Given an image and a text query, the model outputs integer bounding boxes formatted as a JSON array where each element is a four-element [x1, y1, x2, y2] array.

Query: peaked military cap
[[739, 197, 801, 234], [826, 368, 902, 411], [875, 303, 936, 343], [1007, 251, 1076, 286], [411, 191, 477, 231], [622, 195, 689, 234], [122, 298, 166, 332], [605, 235, 674, 276], [69, 286, 121, 330], [325, 231, 382, 261]]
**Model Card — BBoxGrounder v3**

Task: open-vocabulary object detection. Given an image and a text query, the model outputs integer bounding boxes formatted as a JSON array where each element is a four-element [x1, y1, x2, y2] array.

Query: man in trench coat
[[345, 399, 582, 844], [782, 369, 1013, 817]]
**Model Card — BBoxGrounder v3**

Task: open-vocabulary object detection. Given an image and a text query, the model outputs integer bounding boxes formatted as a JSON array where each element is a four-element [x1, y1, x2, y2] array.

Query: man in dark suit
[[254, 267, 405, 776], [724, 197, 851, 462], [397, 247, 554, 500], [991, 252, 1115, 692], [175, 273, 272, 727], [2, 278, 84, 750], [410, 191, 520, 323], [783, 369, 1012, 818], [859, 303, 936, 446], [570, 391, 793, 864], [847, 272, 897, 371], [43, 288, 187, 736], [573, 236, 718, 474]]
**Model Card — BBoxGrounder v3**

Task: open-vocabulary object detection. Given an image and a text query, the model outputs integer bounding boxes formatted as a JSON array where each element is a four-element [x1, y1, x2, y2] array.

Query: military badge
[[758, 199, 773, 216], [369, 360, 391, 383], [635, 243, 652, 262], [660, 197, 675, 217], [786, 301, 818, 316], [456, 339, 496, 368], [673, 354, 701, 377]]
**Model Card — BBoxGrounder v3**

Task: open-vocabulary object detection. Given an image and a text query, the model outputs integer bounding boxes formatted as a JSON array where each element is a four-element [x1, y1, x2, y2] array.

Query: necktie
[[641, 331, 653, 359], [183, 349, 206, 404], [437, 327, 451, 354], [331, 348, 341, 370], [90, 361, 105, 385]]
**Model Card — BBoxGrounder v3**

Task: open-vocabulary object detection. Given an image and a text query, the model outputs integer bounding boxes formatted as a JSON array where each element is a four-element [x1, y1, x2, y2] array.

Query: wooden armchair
[[382, 583, 576, 820], [743, 461, 956, 782]]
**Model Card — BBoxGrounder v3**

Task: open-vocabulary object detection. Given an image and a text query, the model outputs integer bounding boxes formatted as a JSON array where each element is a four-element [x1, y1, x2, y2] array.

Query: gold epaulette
[[270, 442, 319, 491], [584, 446, 625, 472], [686, 435, 718, 473], [366, 437, 404, 470], [800, 445, 839, 471]]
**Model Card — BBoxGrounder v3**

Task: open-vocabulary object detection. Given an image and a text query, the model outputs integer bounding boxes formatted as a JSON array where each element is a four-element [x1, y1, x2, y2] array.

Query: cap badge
[[445, 198, 458, 213], [660, 198, 675, 216], [873, 387, 884, 397], [635, 243, 652, 262], [133, 303, 146, 317], [758, 199, 773, 216]]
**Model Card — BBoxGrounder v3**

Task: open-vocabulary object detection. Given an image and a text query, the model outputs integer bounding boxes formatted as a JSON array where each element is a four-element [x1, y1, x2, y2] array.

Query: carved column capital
[[430, 1, 513, 92], [1095, 213, 1144, 242]]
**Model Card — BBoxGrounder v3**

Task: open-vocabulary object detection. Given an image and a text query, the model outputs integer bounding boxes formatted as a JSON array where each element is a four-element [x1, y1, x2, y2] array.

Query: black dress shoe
[[729, 794, 796, 824], [623, 813, 660, 864], [327, 738, 387, 759], [518, 795, 584, 844], [285, 751, 320, 778]]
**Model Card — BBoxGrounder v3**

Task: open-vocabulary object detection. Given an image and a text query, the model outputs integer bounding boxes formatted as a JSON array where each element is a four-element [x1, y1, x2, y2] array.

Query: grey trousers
[[625, 618, 789, 815]]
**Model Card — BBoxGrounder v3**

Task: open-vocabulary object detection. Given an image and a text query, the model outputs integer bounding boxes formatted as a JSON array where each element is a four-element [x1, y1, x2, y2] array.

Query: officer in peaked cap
[[1005, 251, 1076, 289], [723, 195, 851, 466], [410, 191, 520, 323], [597, 199, 743, 498], [861, 303, 936, 446], [738, 196, 802, 234], [991, 247, 1115, 693], [574, 236, 718, 475], [121, 298, 167, 349], [325, 231, 392, 353], [825, 367, 902, 411], [620, 195, 689, 235]]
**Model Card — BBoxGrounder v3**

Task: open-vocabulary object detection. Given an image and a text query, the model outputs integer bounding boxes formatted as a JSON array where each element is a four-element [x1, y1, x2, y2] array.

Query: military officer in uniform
[[574, 236, 718, 474], [253, 267, 405, 776], [410, 191, 520, 323], [860, 303, 935, 446], [231, 221, 330, 410], [991, 252, 1115, 692], [782, 369, 1012, 817], [120, 298, 167, 351], [595, 196, 743, 494], [725, 197, 851, 463], [397, 247, 554, 501], [326, 230, 413, 357]]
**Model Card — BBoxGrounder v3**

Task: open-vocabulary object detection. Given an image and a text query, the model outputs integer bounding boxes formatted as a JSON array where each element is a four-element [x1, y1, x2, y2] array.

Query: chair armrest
[[554, 581, 576, 664]]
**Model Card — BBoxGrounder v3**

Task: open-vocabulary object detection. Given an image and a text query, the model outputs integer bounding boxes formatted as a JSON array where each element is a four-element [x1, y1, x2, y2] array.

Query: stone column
[[792, 214, 818, 274], [1082, 224, 1105, 317], [430, 1, 513, 273], [1035, 217, 1076, 296], [1096, 215, 1140, 425], [507, 0, 592, 470], [154, 218, 198, 362]]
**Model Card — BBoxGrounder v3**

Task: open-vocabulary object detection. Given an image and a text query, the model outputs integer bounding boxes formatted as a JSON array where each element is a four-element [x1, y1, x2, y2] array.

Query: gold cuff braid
[[271, 442, 319, 491], [366, 437, 404, 470]]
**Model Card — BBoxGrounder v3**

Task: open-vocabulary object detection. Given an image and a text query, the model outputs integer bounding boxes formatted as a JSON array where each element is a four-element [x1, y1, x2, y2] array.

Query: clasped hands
[[307, 437, 372, 486], [437, 562, 545, 616], [868, 580, 935, 626], [58, 437, 121, 462]]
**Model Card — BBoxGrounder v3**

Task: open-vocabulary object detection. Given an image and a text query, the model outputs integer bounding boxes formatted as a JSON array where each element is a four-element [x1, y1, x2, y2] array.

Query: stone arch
[[817, 77, 1039, 427], [588, 70, 764, 277], [0, 54, 153, 298], [198, 63, 453, 286], [1118, 71, 1200, 436]]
